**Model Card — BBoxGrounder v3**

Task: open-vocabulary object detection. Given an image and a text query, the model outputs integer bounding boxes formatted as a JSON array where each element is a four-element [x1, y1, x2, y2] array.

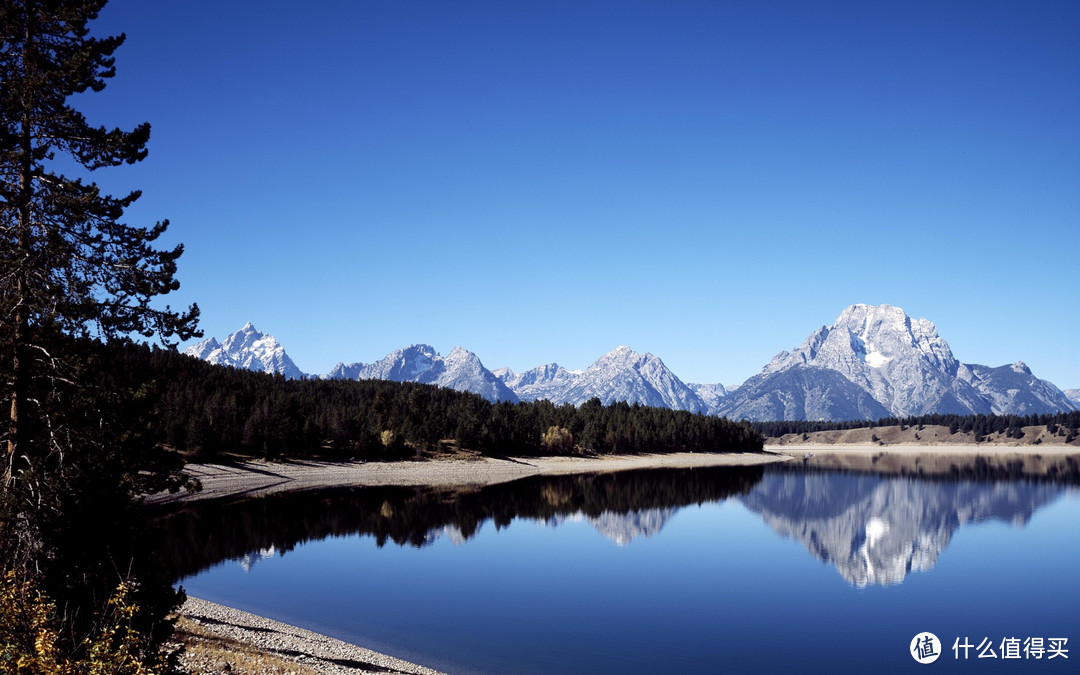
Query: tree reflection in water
[[153, 464, 1075, 588], [152, 465, 766, 582]]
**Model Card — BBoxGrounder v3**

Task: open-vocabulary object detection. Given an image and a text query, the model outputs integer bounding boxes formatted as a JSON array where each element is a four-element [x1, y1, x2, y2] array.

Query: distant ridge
[[496, 346, 706, 411], [325, 344, 518, 404], [186, 307, 1077, 420]]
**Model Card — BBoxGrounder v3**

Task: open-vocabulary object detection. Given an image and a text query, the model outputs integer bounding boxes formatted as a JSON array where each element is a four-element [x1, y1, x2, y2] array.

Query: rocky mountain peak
[[716, 303, 1073, 420], [327, 343, 517, 403], [185, 324, 305, 379], [1011, 361, 1031, 375]]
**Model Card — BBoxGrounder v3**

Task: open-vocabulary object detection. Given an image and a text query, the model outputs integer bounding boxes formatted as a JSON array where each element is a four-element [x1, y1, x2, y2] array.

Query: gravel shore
[[148, 451, 790, 505], [175, 597, 445, 675]]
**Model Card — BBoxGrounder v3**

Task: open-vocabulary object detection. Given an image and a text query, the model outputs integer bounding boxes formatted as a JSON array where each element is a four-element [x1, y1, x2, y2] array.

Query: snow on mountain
[[758, 304, 986, 417], [184, 323, 305, 379], [717, 304, 1073, 420], [1065, 389, 1080, 408], [327, 344, 518, 403], [507, 347, 704, 410]]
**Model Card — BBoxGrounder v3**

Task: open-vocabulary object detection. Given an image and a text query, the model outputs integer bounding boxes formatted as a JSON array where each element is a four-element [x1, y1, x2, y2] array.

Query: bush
[[0, 572, 176, 675], [540, 426, 575, 454]]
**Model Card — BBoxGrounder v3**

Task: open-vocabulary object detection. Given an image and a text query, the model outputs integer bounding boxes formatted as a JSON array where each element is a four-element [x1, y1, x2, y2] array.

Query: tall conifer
[[0, 0, 198, 661], [0, 0, 198, 484]]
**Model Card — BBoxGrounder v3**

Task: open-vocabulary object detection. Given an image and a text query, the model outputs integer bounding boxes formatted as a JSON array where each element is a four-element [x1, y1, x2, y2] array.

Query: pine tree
[[1, 0, 199, 485], [0, 0, 197, 663]]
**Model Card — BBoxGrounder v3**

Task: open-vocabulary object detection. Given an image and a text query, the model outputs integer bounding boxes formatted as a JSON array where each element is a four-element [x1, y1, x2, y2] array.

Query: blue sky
[[79, 1, 1078, 387]]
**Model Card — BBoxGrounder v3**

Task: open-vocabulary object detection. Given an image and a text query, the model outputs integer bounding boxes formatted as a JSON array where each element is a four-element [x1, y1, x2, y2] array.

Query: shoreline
[[148, 451, 790, 505], [148, 442, 1080, 507], [174, 596, 445, 675], [763, 442, 1079, 478]]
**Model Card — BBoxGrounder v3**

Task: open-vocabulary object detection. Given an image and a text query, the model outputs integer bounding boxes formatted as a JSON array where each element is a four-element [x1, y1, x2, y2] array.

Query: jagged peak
[[445, 346, 482, 364], [1011, 361, 1031, 375], [834, 303, 910, 332], [398, 343, 438, 357], [590, 346, 637, 364]]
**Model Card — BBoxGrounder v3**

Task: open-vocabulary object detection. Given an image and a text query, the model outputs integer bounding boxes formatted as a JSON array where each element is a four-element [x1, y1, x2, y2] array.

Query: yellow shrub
[[540, 426, 574, 454], [0, 573, 172, 675]]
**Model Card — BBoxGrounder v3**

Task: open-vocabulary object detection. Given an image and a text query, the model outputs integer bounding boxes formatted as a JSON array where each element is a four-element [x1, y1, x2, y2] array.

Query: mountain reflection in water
[[154, 465, 764, 582], [740, 468, 1067, 587]]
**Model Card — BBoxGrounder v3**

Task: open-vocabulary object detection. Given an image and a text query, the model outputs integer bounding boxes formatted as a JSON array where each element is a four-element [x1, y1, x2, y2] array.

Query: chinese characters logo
[[911, 632, 942, 664]]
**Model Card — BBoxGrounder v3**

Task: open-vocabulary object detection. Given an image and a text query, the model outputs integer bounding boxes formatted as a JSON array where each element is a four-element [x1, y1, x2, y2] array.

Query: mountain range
[[183, 304, 1077, 421]]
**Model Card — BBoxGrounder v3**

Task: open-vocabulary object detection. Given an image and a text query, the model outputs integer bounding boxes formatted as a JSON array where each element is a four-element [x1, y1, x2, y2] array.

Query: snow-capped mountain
[[184, 322, 305, 379], [327, 344, 518, 403], [761, 303, 985, 416], [498, 346, 707, 411], [1064, 389, 1080, 408], [714, 304, 1073, 420]]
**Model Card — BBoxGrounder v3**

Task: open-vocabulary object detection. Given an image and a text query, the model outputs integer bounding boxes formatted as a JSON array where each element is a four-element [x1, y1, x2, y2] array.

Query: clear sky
[[78, 0, 1078, 388]]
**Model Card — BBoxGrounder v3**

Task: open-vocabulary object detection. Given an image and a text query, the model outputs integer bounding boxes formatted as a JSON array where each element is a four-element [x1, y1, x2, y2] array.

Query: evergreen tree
[[0, 0, 197, 663], [1, 0, 199, 485]]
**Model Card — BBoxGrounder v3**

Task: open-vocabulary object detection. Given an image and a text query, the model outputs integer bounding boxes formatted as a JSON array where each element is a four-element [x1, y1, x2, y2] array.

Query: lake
[[159, 464, 1080, 673]]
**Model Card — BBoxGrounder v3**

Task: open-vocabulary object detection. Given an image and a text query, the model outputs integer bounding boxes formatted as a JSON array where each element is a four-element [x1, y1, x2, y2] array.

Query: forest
[[93, 339, 765, 460]]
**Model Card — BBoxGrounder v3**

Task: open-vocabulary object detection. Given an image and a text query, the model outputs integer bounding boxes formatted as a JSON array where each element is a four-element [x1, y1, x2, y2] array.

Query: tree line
[[94, 339, 764, 459], [753, 411, 1080, 442]]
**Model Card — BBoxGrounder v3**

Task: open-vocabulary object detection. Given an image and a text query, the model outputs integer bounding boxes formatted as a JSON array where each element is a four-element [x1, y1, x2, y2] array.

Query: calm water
[[159, 466, 1080, 673]]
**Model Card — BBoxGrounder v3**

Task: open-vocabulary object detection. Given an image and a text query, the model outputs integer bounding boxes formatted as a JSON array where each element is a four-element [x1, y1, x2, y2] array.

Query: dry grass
[[173, 616, 323, 675], [768, 424, 1079, 448]]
